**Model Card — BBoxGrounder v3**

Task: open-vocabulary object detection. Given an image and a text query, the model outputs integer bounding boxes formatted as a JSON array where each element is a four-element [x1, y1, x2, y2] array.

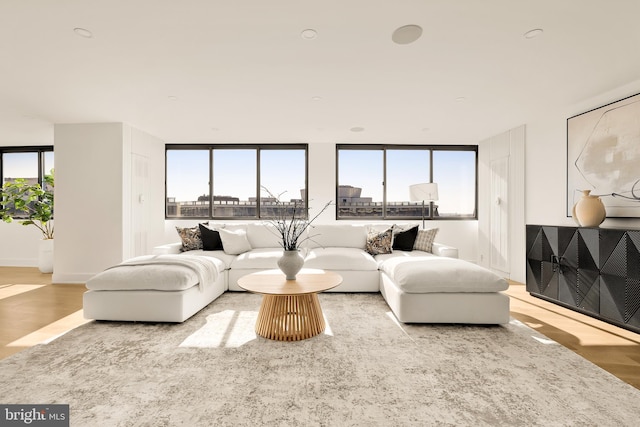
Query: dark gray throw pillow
[[392, 225, 419, 251], [199, 223, 223, 251]]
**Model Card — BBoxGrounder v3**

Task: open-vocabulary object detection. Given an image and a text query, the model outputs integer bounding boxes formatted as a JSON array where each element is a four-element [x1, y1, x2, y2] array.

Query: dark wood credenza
[[526, 225, 640, 334]]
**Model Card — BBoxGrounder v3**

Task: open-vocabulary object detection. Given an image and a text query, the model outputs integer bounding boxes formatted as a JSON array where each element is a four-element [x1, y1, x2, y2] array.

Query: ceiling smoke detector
[[73, 27, 93, 38], [524, 28, 544, 39], [392, 25, 423, 45], [301, 29, 318, 40]]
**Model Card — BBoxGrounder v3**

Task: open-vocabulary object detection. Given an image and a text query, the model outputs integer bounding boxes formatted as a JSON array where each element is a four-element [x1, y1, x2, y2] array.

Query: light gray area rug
[[1, 293, 639, 426]]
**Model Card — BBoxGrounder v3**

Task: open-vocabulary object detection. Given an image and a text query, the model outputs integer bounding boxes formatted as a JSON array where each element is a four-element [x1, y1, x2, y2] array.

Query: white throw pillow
[[218, 228, 252, 255]]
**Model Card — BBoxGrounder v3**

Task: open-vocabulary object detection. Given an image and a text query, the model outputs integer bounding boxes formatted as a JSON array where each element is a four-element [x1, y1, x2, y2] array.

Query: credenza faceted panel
[[526, 226, 558, 299], [599, 230, 640, 329], [526, 225, 640, 334]]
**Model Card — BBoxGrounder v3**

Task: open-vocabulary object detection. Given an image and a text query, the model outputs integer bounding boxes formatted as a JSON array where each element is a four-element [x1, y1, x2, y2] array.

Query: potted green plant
[[0, 169, 55, 272]]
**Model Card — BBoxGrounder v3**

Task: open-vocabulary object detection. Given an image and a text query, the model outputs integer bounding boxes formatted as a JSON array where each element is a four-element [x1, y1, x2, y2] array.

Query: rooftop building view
[[167, 185, 440, 218]]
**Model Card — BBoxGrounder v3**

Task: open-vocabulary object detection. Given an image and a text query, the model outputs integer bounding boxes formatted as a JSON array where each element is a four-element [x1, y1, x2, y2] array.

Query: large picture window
[[0, 146, 54, 219], [166, 145, 308, 219], [336, 145, 476, 220]]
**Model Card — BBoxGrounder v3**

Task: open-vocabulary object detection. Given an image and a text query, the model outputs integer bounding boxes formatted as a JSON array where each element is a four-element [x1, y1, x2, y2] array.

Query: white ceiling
[[1, 0, 640, 145]]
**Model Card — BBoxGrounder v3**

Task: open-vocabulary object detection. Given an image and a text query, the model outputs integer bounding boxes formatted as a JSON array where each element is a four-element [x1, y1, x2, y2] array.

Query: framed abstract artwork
[[567, 92, 640, 218]]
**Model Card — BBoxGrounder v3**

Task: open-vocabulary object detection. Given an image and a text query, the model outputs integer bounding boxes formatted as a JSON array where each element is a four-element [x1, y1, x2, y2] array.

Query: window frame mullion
[[256, 148, 261, 219], [209, 148, 214, 219]]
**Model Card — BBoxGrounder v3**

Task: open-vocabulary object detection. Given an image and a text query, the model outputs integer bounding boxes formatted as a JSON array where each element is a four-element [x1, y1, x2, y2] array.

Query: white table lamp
[[409, 183, 438, 228]]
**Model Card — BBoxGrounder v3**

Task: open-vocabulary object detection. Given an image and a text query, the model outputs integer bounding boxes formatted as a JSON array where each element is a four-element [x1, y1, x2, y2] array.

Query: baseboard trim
[[0, 258, 37, 267], [52, 272, 93, 284]]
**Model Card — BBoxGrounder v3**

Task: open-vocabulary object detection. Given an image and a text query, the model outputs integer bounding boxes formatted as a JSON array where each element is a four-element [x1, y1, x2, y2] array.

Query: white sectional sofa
[[83, 223, 510, 324]]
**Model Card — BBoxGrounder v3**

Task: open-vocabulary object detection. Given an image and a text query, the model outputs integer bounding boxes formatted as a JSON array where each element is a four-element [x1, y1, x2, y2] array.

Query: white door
[[131, 153, 150, 257], [490, 156, 509, 274]]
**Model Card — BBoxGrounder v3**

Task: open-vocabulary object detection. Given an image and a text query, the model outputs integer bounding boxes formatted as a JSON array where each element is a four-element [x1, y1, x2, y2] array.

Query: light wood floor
[[1, 267, 639, 389], [506, 281, 640, 390]]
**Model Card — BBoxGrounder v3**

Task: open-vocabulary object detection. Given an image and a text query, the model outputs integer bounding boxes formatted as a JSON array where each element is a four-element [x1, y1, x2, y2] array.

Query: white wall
[[53, 123, 126, 283], [0, 222, 49, 266], [52, 123, 165, 283], [526, 78, 640, 231]]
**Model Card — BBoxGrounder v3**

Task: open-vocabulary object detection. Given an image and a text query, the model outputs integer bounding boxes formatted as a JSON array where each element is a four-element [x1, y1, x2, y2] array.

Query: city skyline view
[[166, 148, 476, 217]]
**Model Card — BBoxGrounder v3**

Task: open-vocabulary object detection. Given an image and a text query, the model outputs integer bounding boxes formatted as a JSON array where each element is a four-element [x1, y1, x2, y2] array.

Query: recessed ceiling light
[[301, 29, 318, 40], [455, 97, 466, 102], [350, 126, 365, 132], [73, 27, 93, 38], [311, 96, 322, 101], [168, 96, 178, 101], [524, 28, 543, 39], [392, 25, 423, 45]]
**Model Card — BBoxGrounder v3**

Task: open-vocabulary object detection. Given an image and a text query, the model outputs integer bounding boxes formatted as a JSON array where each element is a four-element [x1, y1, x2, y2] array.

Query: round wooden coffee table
[[237, 269, 342, 341]]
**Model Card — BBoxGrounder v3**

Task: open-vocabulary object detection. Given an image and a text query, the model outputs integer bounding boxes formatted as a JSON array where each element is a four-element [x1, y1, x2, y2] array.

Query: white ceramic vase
[[277, 249, 304, 280], [38, 239, 54, 273], [573, 190, 606, 227]]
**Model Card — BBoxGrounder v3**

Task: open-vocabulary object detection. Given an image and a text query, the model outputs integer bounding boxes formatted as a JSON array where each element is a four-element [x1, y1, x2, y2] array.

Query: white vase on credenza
[[38, 239, 54, 273]]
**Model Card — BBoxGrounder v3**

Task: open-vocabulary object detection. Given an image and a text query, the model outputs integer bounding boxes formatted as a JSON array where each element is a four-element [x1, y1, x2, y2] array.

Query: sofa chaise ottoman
[[83, 254, 226, 322], [379, 255, 510, 324]]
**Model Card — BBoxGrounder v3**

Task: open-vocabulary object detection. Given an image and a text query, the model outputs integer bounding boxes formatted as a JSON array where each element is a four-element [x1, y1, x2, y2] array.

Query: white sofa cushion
[[86, 255, 225, 292], [380, 256, 508, 293], [231, 248, 301, 270], [374, 250, 435, 267], [306, 224, 367, 248], [219, 228, 252, 255], [431, 243, 459, 258], [246, 223, 282, 248], [181, 250, 236, 269], [304, 247, 378, 271]]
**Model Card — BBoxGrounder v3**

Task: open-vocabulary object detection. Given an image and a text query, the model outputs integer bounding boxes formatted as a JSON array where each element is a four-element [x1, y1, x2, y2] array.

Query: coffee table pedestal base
[[256, 294, 326, 341]]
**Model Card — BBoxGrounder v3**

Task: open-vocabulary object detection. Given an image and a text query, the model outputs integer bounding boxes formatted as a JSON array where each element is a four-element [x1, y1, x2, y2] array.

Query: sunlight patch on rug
[[179, 309, 258, 348], [323, 315, 334, 336], [510, 318, 560, 345], [532, 336, 560, 345]]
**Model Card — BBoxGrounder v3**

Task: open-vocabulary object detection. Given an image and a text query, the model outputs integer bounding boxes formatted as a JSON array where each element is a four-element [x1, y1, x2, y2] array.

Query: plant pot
[[277, 249, 304, 280], [38, 239, 54, 273]]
